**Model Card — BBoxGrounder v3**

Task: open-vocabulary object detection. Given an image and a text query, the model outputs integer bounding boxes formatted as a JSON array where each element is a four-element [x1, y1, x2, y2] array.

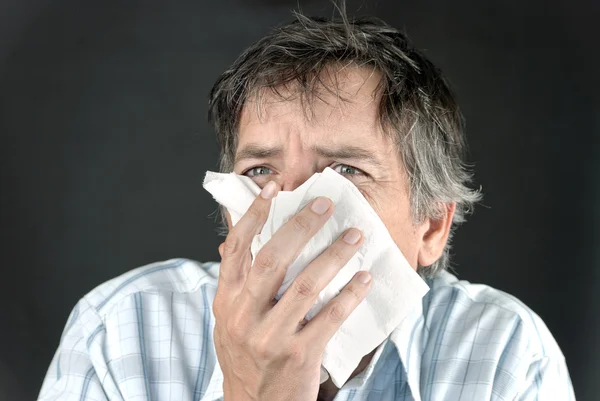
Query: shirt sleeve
[[517, 354, 576, 401], [37, 298, 116, 401]]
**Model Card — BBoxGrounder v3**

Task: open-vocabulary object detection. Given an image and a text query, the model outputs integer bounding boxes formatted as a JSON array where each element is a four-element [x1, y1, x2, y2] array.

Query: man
[[38, 10, 575, 401]]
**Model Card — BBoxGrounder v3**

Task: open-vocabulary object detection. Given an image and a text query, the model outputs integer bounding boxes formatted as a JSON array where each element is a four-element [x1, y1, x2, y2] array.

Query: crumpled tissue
[[203, 167, 429, 387]]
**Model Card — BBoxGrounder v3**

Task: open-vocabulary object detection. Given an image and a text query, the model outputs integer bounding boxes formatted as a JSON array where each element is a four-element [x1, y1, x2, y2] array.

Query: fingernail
[[358, 271, 371, 284], [260, 181, 277, 199], [311, 197, 331, 215], [343, 229, 361, 245]]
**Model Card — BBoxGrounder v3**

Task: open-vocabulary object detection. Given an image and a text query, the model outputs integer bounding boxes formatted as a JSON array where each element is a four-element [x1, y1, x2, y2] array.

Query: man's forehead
[[235, 110, 393, 171], [239, 66, 383, 129], [234, 66, 393, 167], [236, 100, 385, 157]]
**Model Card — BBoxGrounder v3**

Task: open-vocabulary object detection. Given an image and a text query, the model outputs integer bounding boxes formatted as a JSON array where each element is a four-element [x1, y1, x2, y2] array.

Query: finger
[[218, 180, 279, 290], [298, 270, 372, 349], [241, 196, 334, 308], [270, 228, 363, 330]]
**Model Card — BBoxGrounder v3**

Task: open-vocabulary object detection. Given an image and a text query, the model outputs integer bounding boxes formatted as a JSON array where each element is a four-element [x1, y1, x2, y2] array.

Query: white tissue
[[203, 167, 429, 387]]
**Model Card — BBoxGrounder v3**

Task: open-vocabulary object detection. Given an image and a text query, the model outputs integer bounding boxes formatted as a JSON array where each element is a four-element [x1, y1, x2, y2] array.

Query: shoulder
[[40, 261, 223, 400], [423, 271, 563, 361], [66, 258, 221, 337], [82, 258, 220, 318], [418, 271, 575, 399]]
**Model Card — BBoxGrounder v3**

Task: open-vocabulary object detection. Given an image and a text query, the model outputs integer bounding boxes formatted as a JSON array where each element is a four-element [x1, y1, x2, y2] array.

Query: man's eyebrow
[[234, 144, 283, 163], [235, 143, 384, 168], [311, 145, 384, 168]]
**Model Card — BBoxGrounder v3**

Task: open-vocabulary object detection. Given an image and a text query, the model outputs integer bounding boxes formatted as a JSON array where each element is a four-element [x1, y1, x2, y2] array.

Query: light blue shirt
[[38, 258, 575, 400]]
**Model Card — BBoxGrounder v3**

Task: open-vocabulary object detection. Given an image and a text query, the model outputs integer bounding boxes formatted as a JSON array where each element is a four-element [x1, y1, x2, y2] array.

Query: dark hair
[[208, 10, 481, 277]]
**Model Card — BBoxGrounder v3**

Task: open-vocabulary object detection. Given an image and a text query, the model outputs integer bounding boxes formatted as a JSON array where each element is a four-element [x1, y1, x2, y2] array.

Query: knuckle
[[211, 300, 223, 320], [345, 283, 363, 302], [286, 342, 306, 364], [253, 250, 278, 273], [212, 293, 229, 321], [327, 302, 347, 323], [291, 214, 311, 234], [225, 313, 248, 342], [252, 335, 276, 359], [245, 204, 264, 222], [223, 234, 242, 257], [292, 276, 317, 298], [328, 245, 347, 265]]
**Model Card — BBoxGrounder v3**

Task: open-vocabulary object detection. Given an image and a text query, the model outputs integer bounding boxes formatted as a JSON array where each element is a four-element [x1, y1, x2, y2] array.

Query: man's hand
[[213, 180, 372, 401]]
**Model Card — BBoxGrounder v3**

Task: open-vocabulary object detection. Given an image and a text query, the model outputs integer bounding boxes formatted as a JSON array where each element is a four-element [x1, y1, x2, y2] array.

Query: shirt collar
[[388, 292, 427, 401], [337, 276, 430, 398]]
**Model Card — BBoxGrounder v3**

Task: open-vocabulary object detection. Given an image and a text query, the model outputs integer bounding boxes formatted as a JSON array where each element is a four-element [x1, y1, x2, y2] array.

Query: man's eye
[[244, 166, 273, 177], [332, 164, 365, 176]]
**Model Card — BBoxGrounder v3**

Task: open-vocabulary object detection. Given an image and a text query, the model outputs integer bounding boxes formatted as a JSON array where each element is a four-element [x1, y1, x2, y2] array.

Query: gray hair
[[208, 11, 481, 278]]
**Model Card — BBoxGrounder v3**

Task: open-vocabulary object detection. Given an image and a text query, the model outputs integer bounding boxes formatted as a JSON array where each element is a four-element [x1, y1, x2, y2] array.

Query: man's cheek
[[359, 187, 389, 218], [355, 183, 379, 206]]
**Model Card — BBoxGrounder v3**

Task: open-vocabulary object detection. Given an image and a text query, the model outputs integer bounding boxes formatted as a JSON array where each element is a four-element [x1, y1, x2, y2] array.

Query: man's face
[[231, 67, 449, 270]]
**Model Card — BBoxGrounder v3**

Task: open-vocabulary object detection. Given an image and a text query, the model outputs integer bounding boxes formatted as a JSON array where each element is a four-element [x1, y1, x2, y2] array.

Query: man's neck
[[317, 347, 377, 401]]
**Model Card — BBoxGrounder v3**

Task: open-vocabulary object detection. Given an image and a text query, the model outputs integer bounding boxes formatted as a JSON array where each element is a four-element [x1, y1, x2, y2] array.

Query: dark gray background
[[1, 0, 598, 400]]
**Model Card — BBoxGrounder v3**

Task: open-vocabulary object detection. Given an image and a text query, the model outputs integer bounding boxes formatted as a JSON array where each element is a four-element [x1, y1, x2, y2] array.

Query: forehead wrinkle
[[235, 116, 307, 165]]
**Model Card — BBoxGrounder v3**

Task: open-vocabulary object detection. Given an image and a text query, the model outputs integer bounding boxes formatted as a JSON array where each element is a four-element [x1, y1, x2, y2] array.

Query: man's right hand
[[213, 180, 372, 401]]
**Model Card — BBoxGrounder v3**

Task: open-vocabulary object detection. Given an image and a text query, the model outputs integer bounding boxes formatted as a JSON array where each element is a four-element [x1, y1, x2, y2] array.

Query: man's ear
[[417, 203, 456, 267]]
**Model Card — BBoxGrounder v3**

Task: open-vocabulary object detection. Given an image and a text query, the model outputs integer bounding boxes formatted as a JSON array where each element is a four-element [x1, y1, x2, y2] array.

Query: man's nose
[[279, 167, 319, 192]]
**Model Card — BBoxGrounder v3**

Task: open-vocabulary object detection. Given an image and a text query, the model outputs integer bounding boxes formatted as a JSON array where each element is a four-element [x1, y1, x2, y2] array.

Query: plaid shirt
[[38, 258, 575, 400]]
